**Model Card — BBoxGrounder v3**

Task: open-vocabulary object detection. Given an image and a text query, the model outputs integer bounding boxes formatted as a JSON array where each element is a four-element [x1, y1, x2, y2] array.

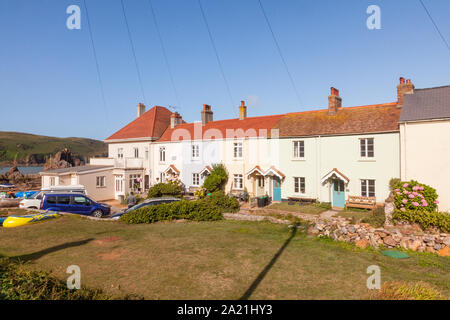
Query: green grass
[[337, 207, 385, 227], [0, 131, 107, 165], [0, 215, 448, 299], [268, 202, 328, 215]]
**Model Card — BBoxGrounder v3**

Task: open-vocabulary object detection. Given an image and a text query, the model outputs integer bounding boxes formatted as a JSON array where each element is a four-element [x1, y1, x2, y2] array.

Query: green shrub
[[120, 199, 222, 224], [372, 281, 446, 300], [361, 206, 385, 228], [0, 258, 109, 300], [315, 202, 331, 210], [202, 163, 228, 193], [147, 180, 183, 198], [392, 209, 450, 233], [392, 180, 438, 212], [389, 178, 401, 191], [204, 191, 240, 213]]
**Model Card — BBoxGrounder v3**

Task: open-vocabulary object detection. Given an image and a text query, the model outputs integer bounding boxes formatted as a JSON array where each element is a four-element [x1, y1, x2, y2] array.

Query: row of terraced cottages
[[41, 78, 450, 211]]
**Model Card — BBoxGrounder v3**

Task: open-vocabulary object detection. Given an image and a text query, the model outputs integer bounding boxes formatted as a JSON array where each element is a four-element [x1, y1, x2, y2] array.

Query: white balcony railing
[[114, 157, 144, 169]]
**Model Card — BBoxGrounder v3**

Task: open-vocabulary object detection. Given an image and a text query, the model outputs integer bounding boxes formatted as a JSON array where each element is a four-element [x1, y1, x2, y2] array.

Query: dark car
[[41, 193, 111, 218], [110, 197, 180, 220]]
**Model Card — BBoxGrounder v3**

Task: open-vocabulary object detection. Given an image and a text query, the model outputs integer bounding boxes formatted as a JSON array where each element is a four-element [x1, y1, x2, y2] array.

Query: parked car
[[19, 185, 87, 209], [110, 197, 180, 220], [40, 193, 110, 218]]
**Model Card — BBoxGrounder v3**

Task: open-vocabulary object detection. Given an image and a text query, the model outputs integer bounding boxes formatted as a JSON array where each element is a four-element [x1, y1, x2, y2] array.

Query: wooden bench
[[345, 196, 376, 213], [288, 197, 316, 205]]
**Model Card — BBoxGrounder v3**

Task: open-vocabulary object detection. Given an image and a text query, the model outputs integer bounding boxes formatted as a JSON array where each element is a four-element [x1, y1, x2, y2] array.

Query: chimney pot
[[201, 104, 213, 125], [170, 112, 182, 128], [328, 87, 342, 115], [137, 103, 146, 118], [397, 77, 414, 107], [239, 101, 247, 120]]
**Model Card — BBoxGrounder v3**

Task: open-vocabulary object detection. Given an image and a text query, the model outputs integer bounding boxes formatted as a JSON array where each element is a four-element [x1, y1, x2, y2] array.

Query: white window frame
[[294, 177, 305, 194], [233, 142, 243, 159], [134, 147, 139, 158], [191, 144, 200, 159], [160, 172, 166, 183], [117, 148, 124, 159], [293, 141, 305, 159], [96, 176, 106, 188], [361, 179, 375, 197], [360, 138, 374, 158], [233, 174, 243, 190], [159, 146, 166, 163], [49, 177, 56, 186], [192, 173, 200, 186], [145, 147, 149, 160]]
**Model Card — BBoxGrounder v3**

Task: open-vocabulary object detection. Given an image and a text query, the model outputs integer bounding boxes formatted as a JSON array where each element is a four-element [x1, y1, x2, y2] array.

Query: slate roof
[[40, 165, 113, 175], [106, 106, 173, 141], [399, 86, 450, 122]]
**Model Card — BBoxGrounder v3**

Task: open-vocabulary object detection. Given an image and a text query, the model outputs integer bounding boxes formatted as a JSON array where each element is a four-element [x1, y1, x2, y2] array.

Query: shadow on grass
[[239, 226, 298, 300], [10, 238, 94, 262]]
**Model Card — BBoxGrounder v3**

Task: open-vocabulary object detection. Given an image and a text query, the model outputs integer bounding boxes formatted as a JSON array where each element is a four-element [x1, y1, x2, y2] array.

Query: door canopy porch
[[199, 165, 212, 176], [321, 168, 350, 184], [246, 166, 285, 180], [164, 165, 180, 177]]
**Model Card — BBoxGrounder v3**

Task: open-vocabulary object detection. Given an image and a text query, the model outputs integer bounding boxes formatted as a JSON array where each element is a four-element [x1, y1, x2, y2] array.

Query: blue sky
[[0, 0, 449, 140]]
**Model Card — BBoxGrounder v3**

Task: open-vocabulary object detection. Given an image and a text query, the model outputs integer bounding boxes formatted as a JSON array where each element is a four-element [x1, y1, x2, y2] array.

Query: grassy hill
[[0, 131, 107, 166]]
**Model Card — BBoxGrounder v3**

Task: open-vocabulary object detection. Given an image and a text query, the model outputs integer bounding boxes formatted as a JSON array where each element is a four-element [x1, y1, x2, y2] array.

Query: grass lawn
[[268, 202, 327, 215], [0, 215, 448, 299]]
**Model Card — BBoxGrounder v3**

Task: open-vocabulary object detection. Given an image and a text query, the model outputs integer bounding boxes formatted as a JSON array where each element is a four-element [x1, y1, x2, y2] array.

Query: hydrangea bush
[[392, 180, 438, 212]]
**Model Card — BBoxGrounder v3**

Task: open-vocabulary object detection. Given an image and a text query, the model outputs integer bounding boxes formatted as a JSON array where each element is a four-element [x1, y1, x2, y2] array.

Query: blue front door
[[273, 177, 281, 201], [332, 179, 345, 208]]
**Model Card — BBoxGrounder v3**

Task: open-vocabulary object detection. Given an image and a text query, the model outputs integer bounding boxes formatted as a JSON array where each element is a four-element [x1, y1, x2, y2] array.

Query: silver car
[[110, 197, 180, 220]]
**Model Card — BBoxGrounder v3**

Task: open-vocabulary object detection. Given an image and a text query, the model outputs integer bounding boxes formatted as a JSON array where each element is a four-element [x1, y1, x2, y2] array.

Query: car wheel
[[92, 210, 103, 218]]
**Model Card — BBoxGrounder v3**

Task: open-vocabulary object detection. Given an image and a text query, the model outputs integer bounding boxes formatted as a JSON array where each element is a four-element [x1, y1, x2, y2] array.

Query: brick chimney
[[170, 112, 182, 129], [328, 87, 342, 115], [239, 101, 247, 120], [397, 77, 415, 107], [201, 104, 213, 126], [137, 103, 146, 118]]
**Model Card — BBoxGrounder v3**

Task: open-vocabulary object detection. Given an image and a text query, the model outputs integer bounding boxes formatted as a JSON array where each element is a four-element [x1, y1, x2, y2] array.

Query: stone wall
[[308, 217, 449, 256]]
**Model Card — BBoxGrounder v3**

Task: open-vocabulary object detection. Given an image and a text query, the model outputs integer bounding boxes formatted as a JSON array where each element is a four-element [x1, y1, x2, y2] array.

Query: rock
[[443, 237, 450, 247], [408, 240, 421, 251], [348, 225, 356, 234], [437, 246, 450, 257], [383, 236, 398, 247], [434, 244, 442, 251], [308, 226, 320, 235], [384, 201, 395, 226], [355, 239, 370, 249], [425, 247, 436, 253], [376, 231, 388, 238]]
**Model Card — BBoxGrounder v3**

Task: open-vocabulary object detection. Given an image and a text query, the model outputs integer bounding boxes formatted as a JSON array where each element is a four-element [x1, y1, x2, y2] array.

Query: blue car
[[41, 193, 111, 218]]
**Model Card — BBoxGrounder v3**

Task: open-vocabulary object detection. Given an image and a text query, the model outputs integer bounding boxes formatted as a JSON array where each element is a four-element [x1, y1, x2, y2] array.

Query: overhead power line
[[148, 0, 182, 109], [257, 0, 303, 107], [198, 0, 235, 109], [83, 0, 109, 123], [419, 0, 450, 51], [120, 0, 148, 105]]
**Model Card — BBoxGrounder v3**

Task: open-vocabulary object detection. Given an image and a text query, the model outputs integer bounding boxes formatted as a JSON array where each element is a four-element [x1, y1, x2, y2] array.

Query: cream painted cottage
[[40, 78, 449, 209]]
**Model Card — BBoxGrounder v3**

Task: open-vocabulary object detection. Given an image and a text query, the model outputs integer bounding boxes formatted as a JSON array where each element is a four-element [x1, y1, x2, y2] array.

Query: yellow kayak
[[2, 212, 60, 228]]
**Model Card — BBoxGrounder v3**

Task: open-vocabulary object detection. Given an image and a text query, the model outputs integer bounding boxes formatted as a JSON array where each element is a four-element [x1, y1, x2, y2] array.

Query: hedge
[[392, 209, 450, 233], [203, 191, 240, 213], [392, 180, 438, 212], [147, 180, 183, 198], [120, 199, 223, 224]]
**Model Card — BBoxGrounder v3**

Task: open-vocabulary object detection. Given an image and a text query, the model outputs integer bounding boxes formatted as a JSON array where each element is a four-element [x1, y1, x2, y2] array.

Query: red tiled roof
[[106, 106, 173, 141], [275, 102, 400, 137], [158, 114, 284, 142]]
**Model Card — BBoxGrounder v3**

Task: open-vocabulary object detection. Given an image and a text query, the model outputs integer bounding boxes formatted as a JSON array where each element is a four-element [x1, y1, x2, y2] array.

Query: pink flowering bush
[[392, 180, 438, 213]]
